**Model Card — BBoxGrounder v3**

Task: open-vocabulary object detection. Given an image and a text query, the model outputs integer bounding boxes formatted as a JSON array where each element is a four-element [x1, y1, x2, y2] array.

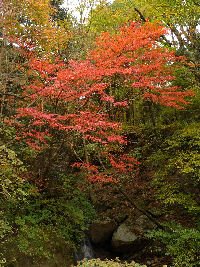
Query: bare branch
[[134, 7, 146, 22]]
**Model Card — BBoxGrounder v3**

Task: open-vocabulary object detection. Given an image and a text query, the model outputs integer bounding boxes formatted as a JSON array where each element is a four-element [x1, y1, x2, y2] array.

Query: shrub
[[146, 222, 200, 267], [76, 258, 146, 267]]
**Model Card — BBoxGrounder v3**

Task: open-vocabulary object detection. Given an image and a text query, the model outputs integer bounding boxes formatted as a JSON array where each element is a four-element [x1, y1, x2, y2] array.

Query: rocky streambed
[[75, 215, 158, 265]]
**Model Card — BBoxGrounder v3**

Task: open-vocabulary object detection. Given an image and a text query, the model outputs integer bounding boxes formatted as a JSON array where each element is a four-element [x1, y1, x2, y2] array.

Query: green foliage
[[1, 179, 95, 264], [89, 0, 151, 34], [0, 144, 28, 200], [0, 141, 95, 264], [146, 222, 200, 267], [0, 143, 33, 263], [147, 122, 200, 215], [142, 0, 200, 26], [0, 126, 32, 250], [77, 258, 146, 267]]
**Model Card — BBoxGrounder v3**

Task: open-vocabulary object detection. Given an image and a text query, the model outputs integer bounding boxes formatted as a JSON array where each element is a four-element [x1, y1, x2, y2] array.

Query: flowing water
[[74, 235, 95, 263]]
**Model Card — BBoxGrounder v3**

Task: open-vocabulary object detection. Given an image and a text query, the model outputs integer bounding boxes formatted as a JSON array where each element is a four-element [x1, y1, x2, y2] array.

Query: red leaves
[[89, 20, 192, 109], [71, 153, 139, 183], [71, 162, 117, 183], [5, 20, 193, 183], [10, 53, 129, 154], [113, 101, 128, 107]]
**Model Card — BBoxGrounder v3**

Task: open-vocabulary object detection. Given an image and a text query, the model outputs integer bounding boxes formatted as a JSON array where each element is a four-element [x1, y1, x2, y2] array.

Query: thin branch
[[134, 7, 146, 22], [159, 35, 173, 47], [117, 183, 166, 230], [191, 0, 200, 6], [68, 141, 84, 163], [26, 98, 38, 108]]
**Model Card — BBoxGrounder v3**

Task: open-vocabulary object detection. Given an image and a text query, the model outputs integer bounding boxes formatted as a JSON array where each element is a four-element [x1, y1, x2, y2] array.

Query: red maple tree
[[89, 21, 193, 109], [7, 21, 192, 183]]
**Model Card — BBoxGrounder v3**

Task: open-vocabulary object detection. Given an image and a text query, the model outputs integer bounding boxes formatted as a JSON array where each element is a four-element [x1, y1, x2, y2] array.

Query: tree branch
[[117, 183, 166, 230], [134, 7, 146, 22]]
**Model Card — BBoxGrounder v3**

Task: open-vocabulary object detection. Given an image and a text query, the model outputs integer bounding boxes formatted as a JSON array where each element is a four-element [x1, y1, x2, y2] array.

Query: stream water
[[74, 235, 95, 263], [74, 233, 116, 265]]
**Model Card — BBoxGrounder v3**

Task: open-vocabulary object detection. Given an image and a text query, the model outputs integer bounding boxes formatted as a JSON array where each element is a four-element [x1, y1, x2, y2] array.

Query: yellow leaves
[[1, 0, 70, 57], [142, 0, 200, 25]]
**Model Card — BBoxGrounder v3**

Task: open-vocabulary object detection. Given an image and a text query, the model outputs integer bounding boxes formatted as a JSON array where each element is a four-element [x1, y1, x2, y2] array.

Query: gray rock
[[111, 215, 156, 253], [111, 223, 143, 253], [89, 219, 117, 245]]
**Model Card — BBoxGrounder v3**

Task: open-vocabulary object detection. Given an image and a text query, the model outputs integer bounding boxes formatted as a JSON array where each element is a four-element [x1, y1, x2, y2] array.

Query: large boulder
[[111, 215, 156, 253], [89, 219, 117, 245], [111, 223, 141, 253]]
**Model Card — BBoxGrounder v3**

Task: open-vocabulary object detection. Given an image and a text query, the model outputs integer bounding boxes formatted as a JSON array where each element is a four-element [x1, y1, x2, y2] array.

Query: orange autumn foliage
[[5, 21, 193, 182], [0, 0, 69, 56], [89, 21, 193, 109]]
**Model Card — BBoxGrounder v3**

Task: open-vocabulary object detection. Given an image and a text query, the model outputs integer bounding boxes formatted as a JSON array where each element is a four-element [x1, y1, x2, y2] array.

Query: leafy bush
[[4, 190, 94, 262], [0, 120, 96, 265], [76, 258, 146, 267], [0, 146, 95, 264], [146, 222, 200, 267], [142, 122, 200, 215]]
